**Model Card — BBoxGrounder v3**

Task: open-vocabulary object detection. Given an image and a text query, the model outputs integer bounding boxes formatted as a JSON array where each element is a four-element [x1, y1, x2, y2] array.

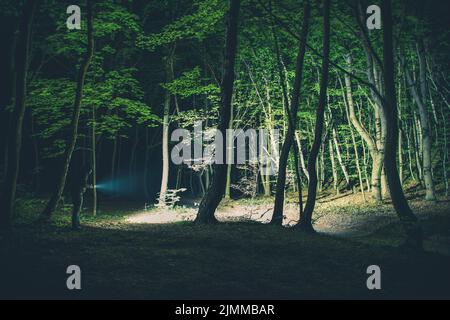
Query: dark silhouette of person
[[70, 163, 93, 230]]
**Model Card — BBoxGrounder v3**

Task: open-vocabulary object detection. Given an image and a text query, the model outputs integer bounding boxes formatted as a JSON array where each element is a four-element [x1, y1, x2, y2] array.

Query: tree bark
[[401, 43, 436, 201], [329, 138, 338, 194], [91, 103, 97, 216], [297, 0, 330, 232], [271, 0, 310, 225], [225, 102, 234, 199], [195, 0, 240, 224], [39, 0, 94, 221], [381, 0, 422, 249], [159, 49, 175, 207]]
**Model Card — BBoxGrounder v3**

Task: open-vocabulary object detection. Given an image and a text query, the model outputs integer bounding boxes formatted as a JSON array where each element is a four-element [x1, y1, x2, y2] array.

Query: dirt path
[[126, 193, 450, 240]]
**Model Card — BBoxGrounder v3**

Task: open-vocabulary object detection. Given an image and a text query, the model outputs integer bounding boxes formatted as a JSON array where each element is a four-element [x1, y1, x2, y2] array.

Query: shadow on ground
[[1, 217, 450, 299]]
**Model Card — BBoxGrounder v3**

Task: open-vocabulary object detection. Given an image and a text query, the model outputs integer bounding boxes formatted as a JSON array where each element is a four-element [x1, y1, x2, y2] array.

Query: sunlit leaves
[[162, 67, 219, 98], [137, 0, 226, 51]]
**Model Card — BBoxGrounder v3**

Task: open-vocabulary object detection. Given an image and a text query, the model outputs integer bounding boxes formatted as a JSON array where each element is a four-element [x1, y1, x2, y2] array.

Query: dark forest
[[0, 0, 450, 300]]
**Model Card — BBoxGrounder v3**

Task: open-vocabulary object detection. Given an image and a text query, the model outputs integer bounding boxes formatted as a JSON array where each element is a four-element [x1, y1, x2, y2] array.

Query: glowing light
[[126, 209, 196, 224]]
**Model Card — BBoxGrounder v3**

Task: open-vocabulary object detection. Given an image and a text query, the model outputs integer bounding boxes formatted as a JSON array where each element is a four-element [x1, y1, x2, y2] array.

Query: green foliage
[[137, 0, 226, 51], [162, 67, 219, 98]]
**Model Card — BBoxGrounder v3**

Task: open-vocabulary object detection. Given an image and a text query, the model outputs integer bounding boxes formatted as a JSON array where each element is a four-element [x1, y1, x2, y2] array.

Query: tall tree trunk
[[406, 127, 416, 181], [225, 102, 234, 199], [338, 74, 366, 200], [159, 51, 174, 207], [401, 43, 436, 201], [332, 126, 350, 187], [110, 135, 117, 195], [412, 112, 423, 183], [294, 132, 309, 181], [440, 100, 449, 196], [374, 107, 385, 200], [271, 0, 310, 225], [397, 66, 405, 184], [195, 0, 240, 224], [91, 104, 97, 216], [159, 97, 170, 205], [0, 0, 38, 236], [329, 138, 338, 194], [143, 128, 151, 201], [297, 0, 330, 232], [344, 55, 383, 201], [381, 0, 422, 249], [39, 0, 94, 221], [355, 3, 387, 201]]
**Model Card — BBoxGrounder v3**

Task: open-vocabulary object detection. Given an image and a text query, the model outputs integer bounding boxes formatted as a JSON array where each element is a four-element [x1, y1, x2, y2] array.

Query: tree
[[39, 0, 94, 221], [381, 0, 422, 249], [195, 0, 240, 224], [271, 0, 310, 225], [0, 0, 39, 236], [401, 40, 436, 201], [297, 0, 330, 232], [158, 47, 175, 207]]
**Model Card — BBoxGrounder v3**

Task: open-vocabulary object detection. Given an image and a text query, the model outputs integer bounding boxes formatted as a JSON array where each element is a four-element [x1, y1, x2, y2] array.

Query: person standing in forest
[[70, 163, 93, 230]]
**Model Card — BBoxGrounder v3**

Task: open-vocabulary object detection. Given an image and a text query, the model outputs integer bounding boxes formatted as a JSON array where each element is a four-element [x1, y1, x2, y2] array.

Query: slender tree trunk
[[329, 138, 338, 194], [351, 127, 366, 200], [415, 114, 423, 182], [332, 126, 350, 187], [440, 101, 449, 196], [110, 135, 118, 195], [319, 143, 325, 192], [338, 74, 366, 200], [91, 104, 97, 216], [40, 0, 94, 221], [398, 109, 404, 184], [295, 132, 309, 181], [195, 0, 240, 224], [374, 108, 385, 200], [405, 122, 416, 181], [401, 44, 436, 201], [159, 53, 174, 207], [291, 139, 304, 216], [344, 55, 383, 201], [381, 0, 422, 249], [297, 0, 330, 232], [143, 128, 151, 201], [0, 0, 38, 236], [355, 3, 387, 201], [271, 0, 310, 225], [225, 102, 234, 199]]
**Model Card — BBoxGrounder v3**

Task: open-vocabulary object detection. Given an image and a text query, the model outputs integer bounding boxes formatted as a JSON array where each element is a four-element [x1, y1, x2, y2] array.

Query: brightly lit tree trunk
[[195, 0, 240, 224], [271, 0, 310, 225], [401, 44, 436, 201], [159, 50, 175, 207], [297, 0, 330, 232]]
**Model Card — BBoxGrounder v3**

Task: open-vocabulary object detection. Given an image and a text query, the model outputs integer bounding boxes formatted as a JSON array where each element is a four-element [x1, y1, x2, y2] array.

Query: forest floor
[[1, 189, 450, 299]]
